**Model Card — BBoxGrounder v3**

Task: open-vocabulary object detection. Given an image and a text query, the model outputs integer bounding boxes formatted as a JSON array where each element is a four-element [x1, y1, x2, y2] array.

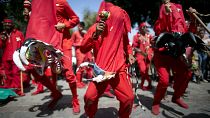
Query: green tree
[[82, 8, 97, 29], [0, 0, 26, 32]]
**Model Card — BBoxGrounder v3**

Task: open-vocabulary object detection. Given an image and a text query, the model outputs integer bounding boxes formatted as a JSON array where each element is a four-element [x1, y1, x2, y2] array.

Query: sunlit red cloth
[[56, 0, 79, 50], [154, 2, 187, 35], [25, 0, 62, 49], [81, 1, 132, 72]]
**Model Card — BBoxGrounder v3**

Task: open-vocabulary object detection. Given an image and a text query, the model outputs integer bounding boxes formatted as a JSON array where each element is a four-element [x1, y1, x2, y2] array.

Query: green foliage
[[82, 8, 97, 29], [0, 0, 27, 33]]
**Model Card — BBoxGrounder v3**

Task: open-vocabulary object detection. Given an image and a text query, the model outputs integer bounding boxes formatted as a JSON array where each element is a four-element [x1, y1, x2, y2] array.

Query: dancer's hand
[[128, 54, 136, 64], [55, 22, 66, 31], [93, 20, 106, 39], [164, 2, 172, 13]]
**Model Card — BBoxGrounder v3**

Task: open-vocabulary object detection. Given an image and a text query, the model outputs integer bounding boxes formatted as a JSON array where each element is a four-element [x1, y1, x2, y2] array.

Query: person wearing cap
[[152, 0, 192, 115], [80, 1, 135, 117], [132, 22, 153, 91], [0, 18, 25, 96]]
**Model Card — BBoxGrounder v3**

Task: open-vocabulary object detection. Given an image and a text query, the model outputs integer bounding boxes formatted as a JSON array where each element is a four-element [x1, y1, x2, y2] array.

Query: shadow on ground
[[136, 94, 185, 117], [79, 107, 118, 118], [0, 97, 17, 107], [183, 113, 210, 118], [28, 95, 72, 117]]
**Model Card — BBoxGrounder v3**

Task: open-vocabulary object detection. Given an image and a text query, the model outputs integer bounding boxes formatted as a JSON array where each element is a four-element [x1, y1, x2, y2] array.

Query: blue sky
[[67, 0, 103, 20]]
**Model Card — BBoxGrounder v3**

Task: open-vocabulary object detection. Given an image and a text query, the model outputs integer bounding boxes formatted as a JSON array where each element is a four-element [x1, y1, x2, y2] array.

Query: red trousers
[[3, 60, 21, 89], [153, 52, 192, 105], [62, 49, 76, 83], [76, 50, 85, 83], [136, 57, 151, 87], [31, 70, 60, 97], [84, 65, 134, 118], [76, 49, 93, 82], [62, 49, 78, 99]]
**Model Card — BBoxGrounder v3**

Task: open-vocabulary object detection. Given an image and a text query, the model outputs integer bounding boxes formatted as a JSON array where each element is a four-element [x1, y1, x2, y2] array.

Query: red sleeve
[[188, 22, 197, 33], [127, 44, 132, 55], [171, 4, 187, 33], [18, 31, 25, 48], [80, 24, 97, 54], [123, 32, 132, 55], [132, 35, 139, 48], [20, 31, 25, 44], [63, 0, 79, 29], [71, 32, 77, 46], [175, 4, 187, 32], [154, 19, 163, 36]]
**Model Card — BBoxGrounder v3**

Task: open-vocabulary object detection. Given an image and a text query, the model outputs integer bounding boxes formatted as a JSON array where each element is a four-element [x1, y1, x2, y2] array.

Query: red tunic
[[2, 29, 24, 61], [81, 3, 132, 72], [132, 33, 153, 61]]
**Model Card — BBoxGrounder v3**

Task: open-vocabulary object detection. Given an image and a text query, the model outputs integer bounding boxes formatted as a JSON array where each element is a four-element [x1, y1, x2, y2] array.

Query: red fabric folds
[[25, 0, 62, 49], [81, 1, 132, 72]]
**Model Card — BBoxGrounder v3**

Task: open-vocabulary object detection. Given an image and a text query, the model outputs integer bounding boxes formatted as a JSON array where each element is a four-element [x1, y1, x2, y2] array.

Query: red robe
[[25, 0, 62, 49], [81, 3, 132, 72]]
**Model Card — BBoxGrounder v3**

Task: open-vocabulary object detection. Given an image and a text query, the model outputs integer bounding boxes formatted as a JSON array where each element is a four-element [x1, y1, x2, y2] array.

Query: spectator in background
[[132, 22, 153, 91], [0, 18, 25, 96]]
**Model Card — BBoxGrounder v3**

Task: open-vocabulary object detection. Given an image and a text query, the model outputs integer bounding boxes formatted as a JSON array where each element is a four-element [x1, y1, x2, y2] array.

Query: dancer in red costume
[[80, 1, 135, 118], [132, 22, 153, 91], [152, 0, 193, 115], [72, 22, 115, 98], [55, 0, 80, 114], [0, 19, 25, 96], [71, 22, 87, 88], [23, 0, 63, 108], [23, 0, 80, 114]]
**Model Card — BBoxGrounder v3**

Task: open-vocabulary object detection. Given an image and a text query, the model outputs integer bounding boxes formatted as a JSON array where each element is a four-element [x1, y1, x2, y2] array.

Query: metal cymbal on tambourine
[[13, 38, 63, 76]]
